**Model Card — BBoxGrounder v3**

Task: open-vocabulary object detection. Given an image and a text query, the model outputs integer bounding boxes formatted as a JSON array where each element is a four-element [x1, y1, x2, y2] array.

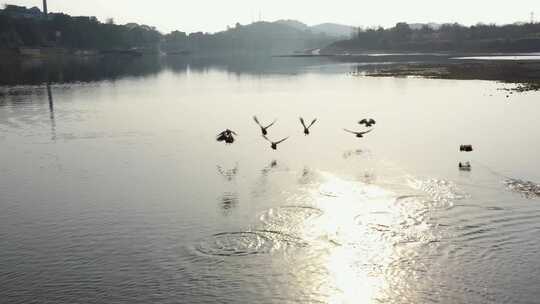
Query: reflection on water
[[0, 55, 345, 86], [220, 192, 239, 216], [342, 148, 370, 159], [216, 164, 238, 181], [1, 59, 540, 304], [46, 82, 57, 141], [0, 56, 163, 85], [261, 160, 279, 176]]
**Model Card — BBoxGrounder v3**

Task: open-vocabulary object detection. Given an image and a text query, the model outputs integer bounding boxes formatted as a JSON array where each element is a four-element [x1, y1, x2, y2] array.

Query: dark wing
[[275, 137, 289, 144], [265, 119, 277, 129], [369, 119, 376, 125], [253, 115, 262, 127], [359, 119, 367, 125], [216, 130, 227, 138], [359, 128, 374, 135], [230, 130, 238, 136], [262, 135, 272, 143], [300, 117, 307, 128], [343, 128, 358, 135], [308, 118, 317, 128]]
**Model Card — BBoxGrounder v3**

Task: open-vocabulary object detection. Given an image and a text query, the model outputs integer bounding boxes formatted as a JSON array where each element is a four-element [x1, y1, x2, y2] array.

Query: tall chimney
[[42, 0, 48, 15]]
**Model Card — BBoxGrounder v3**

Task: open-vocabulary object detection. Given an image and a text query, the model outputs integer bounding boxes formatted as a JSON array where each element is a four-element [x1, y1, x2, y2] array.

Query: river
[[1, 56, 540, 303]]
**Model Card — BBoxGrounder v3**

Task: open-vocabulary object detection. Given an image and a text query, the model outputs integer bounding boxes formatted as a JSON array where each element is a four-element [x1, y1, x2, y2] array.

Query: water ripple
[[409, 178, 467, 207], [195, 231, 274, 257], [195, 229, 308, 257]]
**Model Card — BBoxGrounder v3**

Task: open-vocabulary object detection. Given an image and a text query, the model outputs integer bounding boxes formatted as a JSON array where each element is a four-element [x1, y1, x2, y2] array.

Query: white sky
[[5, 0, 540, 34]]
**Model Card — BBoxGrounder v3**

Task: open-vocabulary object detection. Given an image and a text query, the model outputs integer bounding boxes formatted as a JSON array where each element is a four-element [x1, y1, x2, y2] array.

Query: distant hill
[[311, 23, 356, 38], [275, 19, 355, 38], [274, 19, 310, 31], [164, 21, 343, 55]]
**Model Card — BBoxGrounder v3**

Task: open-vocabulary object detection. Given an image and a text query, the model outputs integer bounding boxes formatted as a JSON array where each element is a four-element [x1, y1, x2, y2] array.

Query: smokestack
[[43, 0, 48, 16]]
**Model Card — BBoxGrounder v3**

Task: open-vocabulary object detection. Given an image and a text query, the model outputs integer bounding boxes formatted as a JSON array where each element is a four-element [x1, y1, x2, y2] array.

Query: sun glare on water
[[283, 171, 436, 303]]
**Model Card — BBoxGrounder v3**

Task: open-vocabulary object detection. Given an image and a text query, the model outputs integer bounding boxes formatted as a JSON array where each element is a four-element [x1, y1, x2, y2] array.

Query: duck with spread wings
[[262, 135, 289, 150], [299, 117, 317, 135], [343, 128, 373, 138], [253, 115, 276, 136]]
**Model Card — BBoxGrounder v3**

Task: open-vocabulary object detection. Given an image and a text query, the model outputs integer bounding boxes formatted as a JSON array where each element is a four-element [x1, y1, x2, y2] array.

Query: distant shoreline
[[1, 51, 540, 91], [359, 60, 540, 92]]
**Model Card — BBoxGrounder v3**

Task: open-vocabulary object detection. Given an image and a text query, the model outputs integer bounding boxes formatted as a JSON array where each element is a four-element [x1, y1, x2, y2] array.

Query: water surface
[[452, 54, 540, 61], [1, 57, 540, 304]]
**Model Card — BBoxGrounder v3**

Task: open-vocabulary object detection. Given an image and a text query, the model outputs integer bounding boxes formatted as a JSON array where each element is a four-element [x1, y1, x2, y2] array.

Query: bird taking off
[[216, 129, 237, 144], [253, 115, 276, 136], [359, 119, 376, 127], [300, 117, 317, 135], [343, 128, 373, 138], [263, 135, 289, 150]]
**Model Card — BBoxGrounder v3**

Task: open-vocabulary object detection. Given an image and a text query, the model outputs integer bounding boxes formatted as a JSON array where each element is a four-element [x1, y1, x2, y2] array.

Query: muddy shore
[[361, 60, 540, 92]]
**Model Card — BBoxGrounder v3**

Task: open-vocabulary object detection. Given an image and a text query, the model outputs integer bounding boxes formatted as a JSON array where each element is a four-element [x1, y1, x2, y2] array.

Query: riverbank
[[360, 60, 540, 92]]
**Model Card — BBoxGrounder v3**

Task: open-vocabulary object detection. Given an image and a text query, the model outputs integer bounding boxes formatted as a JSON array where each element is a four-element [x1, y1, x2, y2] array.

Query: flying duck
[[343, 128, 373, 138], [300, 117, 317, 135], [216, 129, 237, 144], [253, 115, 276, 136], [359, 119, 376, 127], [263, 135, 289, 150]]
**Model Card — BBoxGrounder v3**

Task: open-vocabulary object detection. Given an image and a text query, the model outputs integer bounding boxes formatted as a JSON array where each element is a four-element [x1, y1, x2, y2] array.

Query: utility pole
[[42, 0, 48, 16]]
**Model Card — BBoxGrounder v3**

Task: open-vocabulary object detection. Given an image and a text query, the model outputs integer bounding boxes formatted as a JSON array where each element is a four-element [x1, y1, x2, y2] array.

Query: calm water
[[453, 55, 540, 61], [1, 57, 540, 304]]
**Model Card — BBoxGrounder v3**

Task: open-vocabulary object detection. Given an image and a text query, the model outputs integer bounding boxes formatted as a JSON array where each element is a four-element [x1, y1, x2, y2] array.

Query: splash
[[505, 178, 540, 198]]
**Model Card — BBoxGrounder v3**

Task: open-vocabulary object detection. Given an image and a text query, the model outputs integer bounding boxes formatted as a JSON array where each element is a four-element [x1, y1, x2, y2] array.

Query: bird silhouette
[[460, 145, 473, 152], [459, 161, 471, 171], [216, 129, 237, 144], [359, 119, 376, 127], [343, 128, 373, 138], [300, 117, 317, 135], [263, 135, 289, 150], [253, 116, 276, 135]]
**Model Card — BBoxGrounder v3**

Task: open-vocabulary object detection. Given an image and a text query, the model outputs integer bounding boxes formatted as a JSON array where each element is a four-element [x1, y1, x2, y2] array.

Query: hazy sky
[[6, 0, 540, 33]]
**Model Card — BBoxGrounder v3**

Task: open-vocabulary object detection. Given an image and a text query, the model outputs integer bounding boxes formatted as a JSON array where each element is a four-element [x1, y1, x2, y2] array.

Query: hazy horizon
[[4, 0, 539, 34]]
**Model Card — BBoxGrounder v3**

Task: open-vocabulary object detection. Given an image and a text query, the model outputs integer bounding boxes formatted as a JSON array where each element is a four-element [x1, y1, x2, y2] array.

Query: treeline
[[0, 8, 161, 50], [0, 5, 338, 55], [162, 22, 338, 54], [327, 22, 540, 53]]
